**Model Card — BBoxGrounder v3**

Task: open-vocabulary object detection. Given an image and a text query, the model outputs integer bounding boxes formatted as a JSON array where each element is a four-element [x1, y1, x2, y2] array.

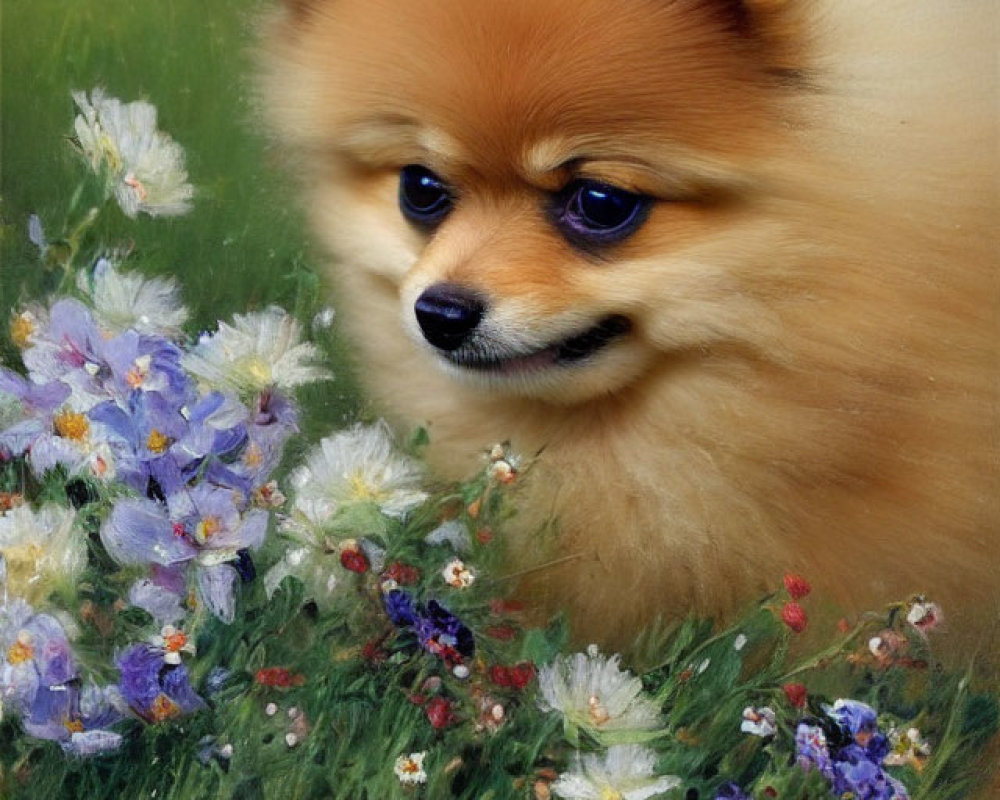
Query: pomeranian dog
[[261, 0, 998, 649]]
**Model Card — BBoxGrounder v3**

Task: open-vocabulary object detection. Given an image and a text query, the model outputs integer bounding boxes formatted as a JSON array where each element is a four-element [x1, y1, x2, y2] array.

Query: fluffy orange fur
[[261, 0, 998, 652]]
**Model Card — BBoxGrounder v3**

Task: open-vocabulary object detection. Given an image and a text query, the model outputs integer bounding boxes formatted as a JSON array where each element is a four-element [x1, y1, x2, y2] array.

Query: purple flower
[[714, 783, 750, 800], [101, 329, 191, 405], [21, 682, 125, 757], [116, 643, 204, 722], [412, 600, 475, 665], [0, 600, 76, 718], [383, 592, 475, 666], [826, 698, 879, 741], [101, 487, 267, 623], [0, 369, 71, 458], [795, 722, 834, 777], [383, 590, 417, 627], [832, 746, 909, 799], [21, 299, 109, 410]]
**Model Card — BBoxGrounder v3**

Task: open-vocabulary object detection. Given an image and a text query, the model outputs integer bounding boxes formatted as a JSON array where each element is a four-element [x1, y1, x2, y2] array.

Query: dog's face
[[267, 0, 790, 404]]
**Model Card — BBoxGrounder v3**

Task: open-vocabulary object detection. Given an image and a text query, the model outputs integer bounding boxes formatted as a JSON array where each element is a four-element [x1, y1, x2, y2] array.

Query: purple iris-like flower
[[383, 590, 417, 627], [21, 299, 109, 408], [0, 601, 76, 718], [21, 682, 125, 757], [831, 746, 909, 799], [237, 390, 298, 489], [714, 783, 750, 800], [795, 723, 834, 777], [826, 699, 879, 740], [117, 643, 204, 723], [382, 592, 475, 665], [101, 486, 267, 623], [101, 330, 191, 406]]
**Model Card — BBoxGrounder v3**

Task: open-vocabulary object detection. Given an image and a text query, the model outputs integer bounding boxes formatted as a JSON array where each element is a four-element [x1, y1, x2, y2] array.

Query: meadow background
[[1, 0, 362, 446]]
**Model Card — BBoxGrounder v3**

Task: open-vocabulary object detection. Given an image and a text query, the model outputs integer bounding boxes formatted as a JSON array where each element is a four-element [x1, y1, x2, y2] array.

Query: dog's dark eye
[[399, 165, 452, 226], [552, 180, 650, 246]]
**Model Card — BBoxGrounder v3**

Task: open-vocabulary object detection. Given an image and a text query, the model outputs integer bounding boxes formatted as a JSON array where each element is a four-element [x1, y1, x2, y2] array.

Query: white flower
[[183, 306, 329, 394], [537, 648, 663, 741], [741, 706, 777, 737], [441, 558, 475, 588], [884, 726, 932, 769], [0, 505, 84, 605], [551, 745, 681, 800], [290, 421, 427, 524], [906, 599, 943, 634], [77, 258, 189, 337], [149, 625, 196, 665], [72, 88, 194, 218], [733, 633, 748, 651], [394, 751, 427, 784]]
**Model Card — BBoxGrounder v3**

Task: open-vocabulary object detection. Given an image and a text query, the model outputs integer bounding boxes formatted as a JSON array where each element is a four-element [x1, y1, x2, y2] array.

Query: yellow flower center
[[600, 790, 625, 800], [164, 630, 188, 652], [400, 760, 419, 774], [7, 632, 35, 665], [237, 356, 272, 387], [149, 693, 180, 722], [348, 471, 387, 503], [196, 516, 221, 541], [10, 313, 35, 349], [54, 410, 90, 442], [243, 442, 263, 469], [64, 719, 85, 734], [146, 429, 170, 454]]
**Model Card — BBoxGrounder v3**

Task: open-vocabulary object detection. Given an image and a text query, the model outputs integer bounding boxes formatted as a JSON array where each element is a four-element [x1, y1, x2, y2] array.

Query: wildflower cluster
[[1, 89, 995, 800]]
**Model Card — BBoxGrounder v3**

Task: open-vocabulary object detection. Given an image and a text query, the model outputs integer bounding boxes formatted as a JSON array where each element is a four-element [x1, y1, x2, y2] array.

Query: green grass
[[0, 0, 363, 441]]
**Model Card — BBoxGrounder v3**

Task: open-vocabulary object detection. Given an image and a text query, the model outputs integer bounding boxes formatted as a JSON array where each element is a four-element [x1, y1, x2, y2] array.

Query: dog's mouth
[[441, 314, 632, 375]]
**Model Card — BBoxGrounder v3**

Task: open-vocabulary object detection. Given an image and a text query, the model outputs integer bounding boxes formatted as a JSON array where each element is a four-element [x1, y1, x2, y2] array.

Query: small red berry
[[781, 602, 808, 633], [782, 682, 808, 709], [425, 696, 456, 729], [783, 573, 811, 600], [340, 548, 368, 573], [384, 562, 420, 585]]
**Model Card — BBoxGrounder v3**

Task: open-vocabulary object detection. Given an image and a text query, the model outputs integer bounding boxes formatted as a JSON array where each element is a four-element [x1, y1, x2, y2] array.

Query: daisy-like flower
[[148, 625, 196, 665], [394, 751, 427, 784], [71, 88, 193, 218], [0, 504, 85, 606], [740, 706, 777, 737], [182, 307, 329, 395], [537, 646, 663, 743], [77, 258, 189, 338], [289, 421, 427, 525], [441, 558, 475, 589], [551, 745, 681, 800]]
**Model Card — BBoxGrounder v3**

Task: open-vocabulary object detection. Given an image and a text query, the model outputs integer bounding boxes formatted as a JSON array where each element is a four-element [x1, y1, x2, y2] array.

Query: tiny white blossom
[[182, 306, 329, 394], [441, 558, 475, 589], [551, 745, 681, 800], [148, 625, 196, 665], [537, 648, 662, 741], [884, 726, 932, 769], [77, 258, 189, 337], [906, 599, 943, 634], [741, 706, 777, 737], [72, 88, 194, 218], [394, 752, 427, 784], [733, 633, 748, 651]]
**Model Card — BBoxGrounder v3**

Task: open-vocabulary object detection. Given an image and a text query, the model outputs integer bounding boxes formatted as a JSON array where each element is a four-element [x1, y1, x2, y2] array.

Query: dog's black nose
[[414, 284, 486, 351]]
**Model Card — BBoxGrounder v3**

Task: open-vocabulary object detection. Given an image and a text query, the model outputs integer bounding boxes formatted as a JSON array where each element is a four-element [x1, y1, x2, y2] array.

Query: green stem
[[777, 611, 881, 682]]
